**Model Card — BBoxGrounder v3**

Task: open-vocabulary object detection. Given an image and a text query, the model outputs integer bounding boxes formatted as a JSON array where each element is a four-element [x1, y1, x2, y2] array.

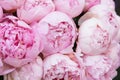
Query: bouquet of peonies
[[0, 0, 120, 80]]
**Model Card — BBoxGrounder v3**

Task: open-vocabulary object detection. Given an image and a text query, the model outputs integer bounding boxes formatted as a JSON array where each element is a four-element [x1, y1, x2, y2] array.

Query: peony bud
[[88, 5, 120, 38], [0, 15, 44, 68], [38, 11, 77, 57], [77, 18, 112, 55]]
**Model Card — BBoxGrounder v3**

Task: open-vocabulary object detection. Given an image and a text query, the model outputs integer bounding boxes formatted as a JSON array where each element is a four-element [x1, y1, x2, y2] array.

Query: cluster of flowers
[[0, 0, 119, 80]]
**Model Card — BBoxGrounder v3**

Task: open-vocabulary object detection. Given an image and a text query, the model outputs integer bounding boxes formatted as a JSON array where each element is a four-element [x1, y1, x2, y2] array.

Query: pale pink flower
[[4, 57, 43, 80], [77, 18, 112, 55], [0, 15, 44, 68], [83, 55, 114, 80], [38, 11, 77, 57], [79, 5, 119, 40], [17, 0, 55, 24], [0, 0, 25, 11], [43, 54, 85, 80], [88, 5, 120, 38], [53, 0, 85, 17]]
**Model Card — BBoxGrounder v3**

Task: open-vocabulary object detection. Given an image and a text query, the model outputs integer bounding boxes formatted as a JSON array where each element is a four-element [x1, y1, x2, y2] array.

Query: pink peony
[[88, 5, 120, 38], [43, 54, 85, 80], [77, 18, 112, 55], [17, 0, 55, 24], [38, 11, 77, 57], [53, 0, 85, 17], [4, 57, 43, 80], [83, 55, 114, 80], [0, 0, 25, 11], [0, 15, 44, 68], [80, 5, 119, 39]]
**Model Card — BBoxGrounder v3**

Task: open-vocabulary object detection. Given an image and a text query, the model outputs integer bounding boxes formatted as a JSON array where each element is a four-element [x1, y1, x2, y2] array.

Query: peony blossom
[[77, 17, 112, 55], [0, 15, 44, 68], [0, 0, 25, 11], [4, 57, 43, 80], [88, 5, 120, 38], [79, 5, 120, 39], [38, 11, 77, 57], [83, 55, 114, 80], [53, 0, 85, 18], [17, 0, 55, 24], [43, 54, 85, 80]]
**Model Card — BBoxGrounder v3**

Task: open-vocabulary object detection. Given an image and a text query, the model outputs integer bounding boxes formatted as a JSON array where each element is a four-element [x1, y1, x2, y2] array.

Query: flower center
[[0, 22, 34, 59], [46, 22, 73, 50]]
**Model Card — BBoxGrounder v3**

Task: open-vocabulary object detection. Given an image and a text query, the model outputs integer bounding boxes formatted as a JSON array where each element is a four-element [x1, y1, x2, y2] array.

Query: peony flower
[[77, 17, 112, 55], [53, 0, 85, 18], [0, 0, 25, 11], [43, 54, 85, 80], [83, 55, 114, 80], [79, 5, 120, 40], [88, 5, 120, 38], [4, 57, 43, 80], [17, 0, 55, 24], [37, 11, 77, 57], [0, 15, 44, 68]]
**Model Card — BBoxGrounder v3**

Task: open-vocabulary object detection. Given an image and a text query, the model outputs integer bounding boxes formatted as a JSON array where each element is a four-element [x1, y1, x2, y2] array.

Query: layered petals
[[53, 0, 85, 17], [4, 57, 43, 80], [43, 54, 85, 80], [0, 15, 44, 67], [17, 0, 55, 24], [38, 11, 77, 57]]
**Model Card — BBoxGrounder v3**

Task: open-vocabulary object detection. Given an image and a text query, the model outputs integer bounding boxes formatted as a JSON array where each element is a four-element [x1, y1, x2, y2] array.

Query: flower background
[[0, 0, 120, 80]]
